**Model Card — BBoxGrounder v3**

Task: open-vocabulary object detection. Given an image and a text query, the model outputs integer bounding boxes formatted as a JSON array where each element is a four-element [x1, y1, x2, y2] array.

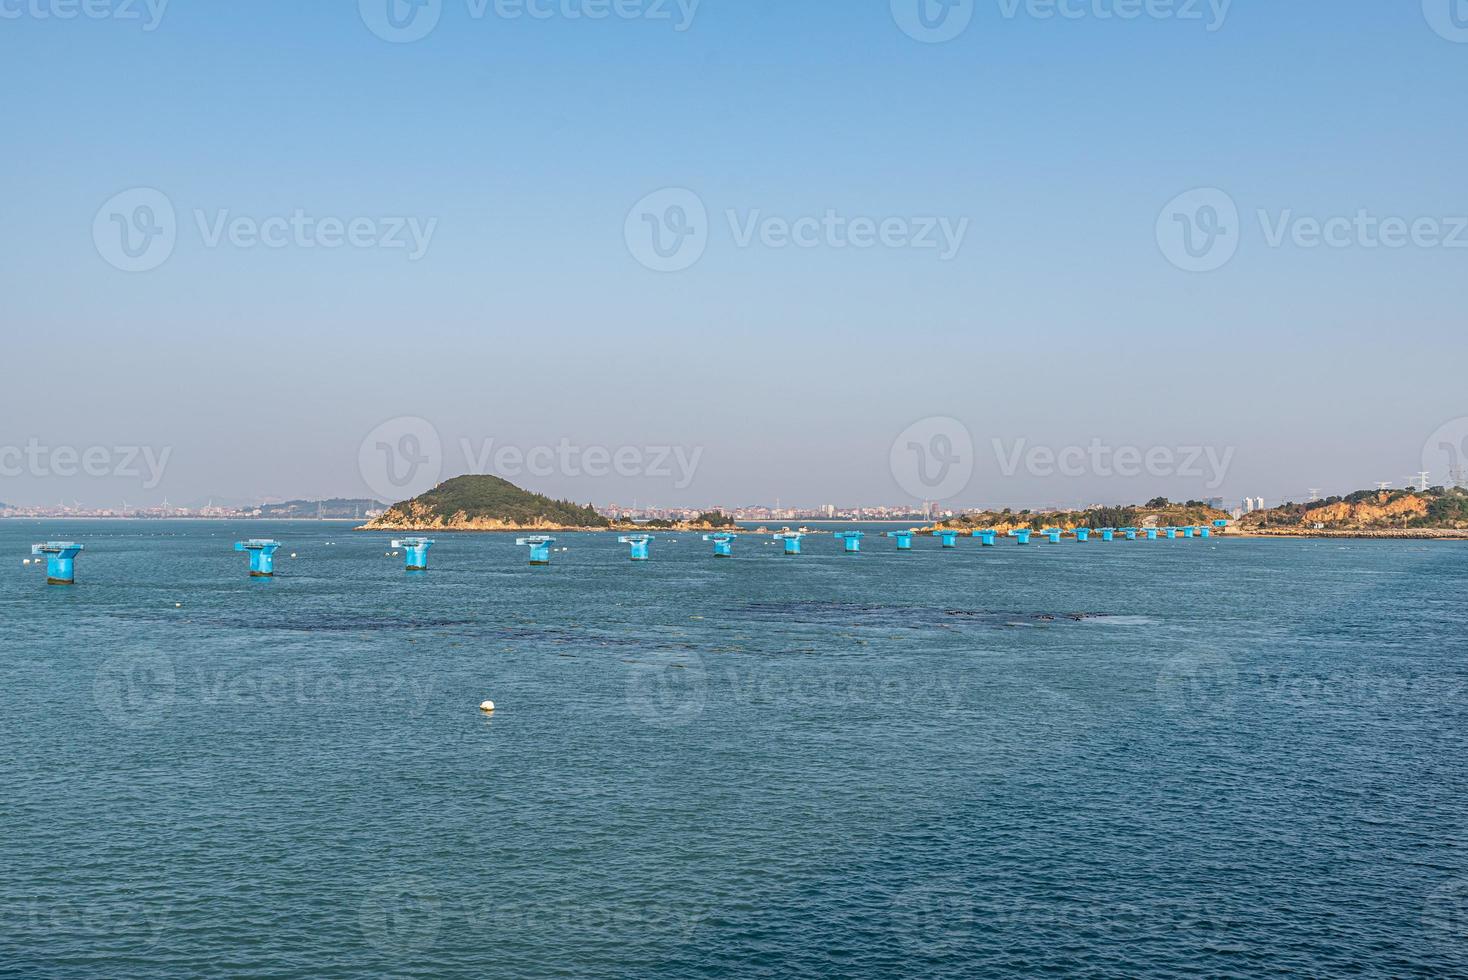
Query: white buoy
[[479, 700, 495, 714], [175, 602, 182, 608], [290, 553, 298, 559]]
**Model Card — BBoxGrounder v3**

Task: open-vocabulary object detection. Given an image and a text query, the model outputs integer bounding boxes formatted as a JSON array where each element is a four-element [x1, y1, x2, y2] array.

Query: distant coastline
[[10, 484, 1467, 541], [6, 515, 1466, 541], [0, 516, 368, 523]]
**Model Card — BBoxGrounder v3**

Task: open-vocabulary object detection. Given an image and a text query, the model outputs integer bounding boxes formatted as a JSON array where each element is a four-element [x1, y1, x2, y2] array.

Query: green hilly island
[[362, 475, 611, 531]]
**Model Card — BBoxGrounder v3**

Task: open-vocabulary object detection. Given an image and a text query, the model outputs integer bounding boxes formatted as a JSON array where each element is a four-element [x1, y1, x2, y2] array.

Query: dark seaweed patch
[[728, 601, 1113, 629]]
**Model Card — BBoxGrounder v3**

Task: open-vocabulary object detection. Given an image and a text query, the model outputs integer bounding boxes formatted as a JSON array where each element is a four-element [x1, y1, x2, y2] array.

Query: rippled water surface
[[3, 521, 1466, 977]]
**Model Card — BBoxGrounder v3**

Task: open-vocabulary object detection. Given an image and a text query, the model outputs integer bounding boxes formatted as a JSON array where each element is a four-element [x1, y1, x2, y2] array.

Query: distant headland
[[924, 489, 1468, 540], [1229, 487, 1468, 538]]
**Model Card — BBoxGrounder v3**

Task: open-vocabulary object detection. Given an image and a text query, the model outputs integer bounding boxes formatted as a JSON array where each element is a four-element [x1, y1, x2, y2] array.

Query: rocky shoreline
[[918, 521, 1468, 541], [1223, 528, 1468, 540]]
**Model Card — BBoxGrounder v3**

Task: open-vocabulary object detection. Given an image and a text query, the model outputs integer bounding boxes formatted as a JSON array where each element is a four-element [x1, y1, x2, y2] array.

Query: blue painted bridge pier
[[31, 542, 82, 585], [937, 530, 959, 549], [619, 535, 654, 561], [774, 532, 805, 555], [975, 529, 998, 546], [392, 538, 435, 571], [886, 531, 914, 550], [835, 531, 864, 553], [234, 540, 281, 578], [518, 536, 556, 565], [704, 533, 736, 557]]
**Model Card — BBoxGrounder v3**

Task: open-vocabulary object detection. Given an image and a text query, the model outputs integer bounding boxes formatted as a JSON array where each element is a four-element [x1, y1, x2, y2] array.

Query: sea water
[[2, 521, 1465, 977]]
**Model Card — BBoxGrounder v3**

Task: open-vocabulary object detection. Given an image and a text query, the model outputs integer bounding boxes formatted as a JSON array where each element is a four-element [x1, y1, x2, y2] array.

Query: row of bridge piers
[[23, 521, 1226, 583]]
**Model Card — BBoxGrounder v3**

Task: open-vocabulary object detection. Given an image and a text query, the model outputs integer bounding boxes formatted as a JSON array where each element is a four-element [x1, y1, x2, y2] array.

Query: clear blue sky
[[3, 1, 1466, 510]]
